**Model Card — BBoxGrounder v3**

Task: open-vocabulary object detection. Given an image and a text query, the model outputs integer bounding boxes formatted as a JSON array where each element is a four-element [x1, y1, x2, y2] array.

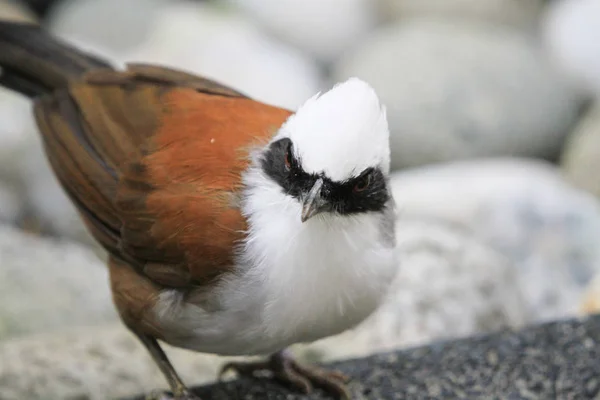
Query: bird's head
[[260, 78, 391, 223]]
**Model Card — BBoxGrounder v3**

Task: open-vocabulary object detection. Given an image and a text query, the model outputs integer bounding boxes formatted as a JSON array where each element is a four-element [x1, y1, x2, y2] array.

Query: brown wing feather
[[34, 64, 292, 287]]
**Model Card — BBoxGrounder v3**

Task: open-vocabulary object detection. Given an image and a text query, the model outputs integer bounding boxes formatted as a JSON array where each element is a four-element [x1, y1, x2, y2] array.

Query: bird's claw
[[219, 351, 351, 400]]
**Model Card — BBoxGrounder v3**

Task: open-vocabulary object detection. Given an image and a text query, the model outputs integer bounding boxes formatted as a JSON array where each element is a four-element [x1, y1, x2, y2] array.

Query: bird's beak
[[301, 178, 327, 223]]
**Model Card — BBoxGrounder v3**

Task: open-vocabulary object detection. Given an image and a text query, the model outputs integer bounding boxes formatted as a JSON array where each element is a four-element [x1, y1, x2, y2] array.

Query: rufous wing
[[34, 64, 292, 288]]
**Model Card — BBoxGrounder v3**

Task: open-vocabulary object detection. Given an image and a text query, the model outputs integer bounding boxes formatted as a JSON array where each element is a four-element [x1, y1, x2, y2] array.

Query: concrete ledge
[[127, 316, 600, 399]]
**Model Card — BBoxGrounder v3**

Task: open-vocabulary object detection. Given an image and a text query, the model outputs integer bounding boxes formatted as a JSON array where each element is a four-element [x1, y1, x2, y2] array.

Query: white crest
[[273, 78, 390, 182]]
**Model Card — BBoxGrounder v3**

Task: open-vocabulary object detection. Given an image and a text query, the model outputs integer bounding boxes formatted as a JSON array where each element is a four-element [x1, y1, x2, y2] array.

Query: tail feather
[[0, 21, 112, 97]]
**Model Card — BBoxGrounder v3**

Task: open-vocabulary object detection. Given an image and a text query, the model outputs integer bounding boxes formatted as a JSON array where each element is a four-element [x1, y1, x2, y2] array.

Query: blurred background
[[1, 0, 600, 398]]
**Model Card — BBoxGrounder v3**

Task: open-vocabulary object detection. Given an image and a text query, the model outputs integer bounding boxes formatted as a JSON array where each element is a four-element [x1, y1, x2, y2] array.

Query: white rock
[[0, 183, 20, 223], [561, 103, 600, 199], [0, 324, 229, 400], [0, 89, 35, 225], [226, 0, 377, 64], [0, 89, 35, 183], [542, 0, 600, 98], [375, 0, 544, 30], [127, 2, 323, 110], [389, 158, 600, 321], [46, 0, 163, 62], [0, 225, 116, 339], [334, 20, 581, 170]]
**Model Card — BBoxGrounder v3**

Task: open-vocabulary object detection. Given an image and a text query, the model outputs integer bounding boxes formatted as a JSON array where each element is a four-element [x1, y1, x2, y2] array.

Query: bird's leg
[[219, 349, 351, 400], [135, 333, 200, 400]]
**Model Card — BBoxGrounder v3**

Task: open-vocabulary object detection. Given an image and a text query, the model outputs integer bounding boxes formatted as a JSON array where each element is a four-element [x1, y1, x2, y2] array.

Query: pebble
[[542, 0, 600, 97], [0, 224, 115, 340], [388, 158, 600, 321], [225, 0, 377, 64], [0, 324, 226, 400], [375, 0, 545, 30], [46, 0, 162, 62], [0, 183, 20, 224]]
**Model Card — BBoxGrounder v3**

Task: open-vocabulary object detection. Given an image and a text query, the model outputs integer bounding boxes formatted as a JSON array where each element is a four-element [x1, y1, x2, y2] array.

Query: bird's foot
[[145, 388, 201, 400], [219, 350, 351, 400]]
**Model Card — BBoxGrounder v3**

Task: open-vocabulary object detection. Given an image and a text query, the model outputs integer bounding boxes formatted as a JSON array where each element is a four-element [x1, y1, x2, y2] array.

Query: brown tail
[[0, 21, 111, 97]]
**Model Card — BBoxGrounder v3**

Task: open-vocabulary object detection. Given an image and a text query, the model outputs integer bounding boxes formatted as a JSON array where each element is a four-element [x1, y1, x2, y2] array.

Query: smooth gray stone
[[126, 316, 600, 399]]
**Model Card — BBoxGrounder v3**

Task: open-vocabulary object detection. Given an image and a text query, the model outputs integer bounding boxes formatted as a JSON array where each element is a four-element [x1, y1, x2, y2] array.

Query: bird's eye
[[353, 173, 371, 193], [284, 145, 293, 171]]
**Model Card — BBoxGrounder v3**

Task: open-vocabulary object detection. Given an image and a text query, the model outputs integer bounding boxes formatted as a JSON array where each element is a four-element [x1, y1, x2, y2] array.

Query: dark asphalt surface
[[126, 315, 600, 400]]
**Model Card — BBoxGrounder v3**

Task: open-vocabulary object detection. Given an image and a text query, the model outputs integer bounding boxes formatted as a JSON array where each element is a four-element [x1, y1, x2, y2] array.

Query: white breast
[[153, 167, 397, 356]]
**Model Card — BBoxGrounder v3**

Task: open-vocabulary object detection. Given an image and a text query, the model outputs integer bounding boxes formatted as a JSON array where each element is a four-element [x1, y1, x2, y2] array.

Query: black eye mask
[[261, 138, 389, 215]]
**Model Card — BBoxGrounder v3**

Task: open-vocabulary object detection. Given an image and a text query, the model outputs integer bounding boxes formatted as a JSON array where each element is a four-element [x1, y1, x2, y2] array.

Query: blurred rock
[[389, 158, 600, 321], [225, 0, 377, 64], [0, 224, 116, 340], [0, 0, 38, 22], [46, 0, 162, 62], [127, 1, 323, 110], [543, 0, 600, 98], [561, 103, 600, 198], [0, 324, 227, 400], [0, 89, 38, 226], [375, 0, 544, 30], [0, 90, 35, 183], [0, 90, 30, 225], [0, 183, 20, 224], [334, 20, 581, 170]]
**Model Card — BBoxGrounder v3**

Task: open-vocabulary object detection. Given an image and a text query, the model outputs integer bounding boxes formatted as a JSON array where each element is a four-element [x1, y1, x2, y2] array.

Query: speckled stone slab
[[127, 315, 600, 400]]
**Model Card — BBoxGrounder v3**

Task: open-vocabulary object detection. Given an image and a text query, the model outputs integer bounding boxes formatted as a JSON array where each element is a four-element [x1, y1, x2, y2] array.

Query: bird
[[0, 21, 397, 400]]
